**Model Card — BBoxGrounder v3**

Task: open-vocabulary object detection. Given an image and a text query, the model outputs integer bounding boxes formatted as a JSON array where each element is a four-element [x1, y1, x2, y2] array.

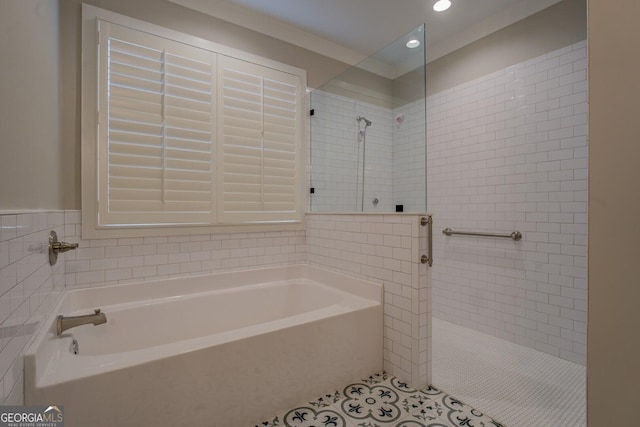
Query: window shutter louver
[[218, 56, 301, 222], [98, 21, 216, 226], [86, 13, 304, 236]]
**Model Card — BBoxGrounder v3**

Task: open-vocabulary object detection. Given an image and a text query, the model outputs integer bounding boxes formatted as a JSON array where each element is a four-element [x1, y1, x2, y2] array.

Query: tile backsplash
[[63, 212, 305, 288], [0, 212, 65, 404]]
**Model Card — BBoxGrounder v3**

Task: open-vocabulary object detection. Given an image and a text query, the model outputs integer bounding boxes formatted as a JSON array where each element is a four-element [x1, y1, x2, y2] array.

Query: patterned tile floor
[[255, 372, 503, 427]]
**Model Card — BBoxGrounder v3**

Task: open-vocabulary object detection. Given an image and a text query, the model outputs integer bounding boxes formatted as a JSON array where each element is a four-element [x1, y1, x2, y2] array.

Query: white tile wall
[[0, 211, 65, 404], [310, 91, 393, 212], [63, 211, 306, 288], [427, 41, 588, 364], [392, 100, 426, 212], [310, 90, 427, 214], [306, 213, 430, 388]]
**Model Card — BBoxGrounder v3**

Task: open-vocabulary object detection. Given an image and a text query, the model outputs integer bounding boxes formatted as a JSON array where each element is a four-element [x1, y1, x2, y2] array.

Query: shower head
[[357, 116, 372, 127]]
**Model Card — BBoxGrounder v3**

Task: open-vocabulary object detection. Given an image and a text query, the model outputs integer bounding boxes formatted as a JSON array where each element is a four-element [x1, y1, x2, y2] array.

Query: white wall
[[428, 41, 588, 364], [310, 91, 427, 213], [0, 212, 65, 404], [63, 212, 305, 288], [0, 0, 63, 210], [392, 99, 426, 212], [310, 91, 393, 212]]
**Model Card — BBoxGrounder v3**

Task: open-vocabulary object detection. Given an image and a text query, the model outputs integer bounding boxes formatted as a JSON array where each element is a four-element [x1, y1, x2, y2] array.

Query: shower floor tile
[[432, 318, 586, 427], [255, 372, 503, 427]]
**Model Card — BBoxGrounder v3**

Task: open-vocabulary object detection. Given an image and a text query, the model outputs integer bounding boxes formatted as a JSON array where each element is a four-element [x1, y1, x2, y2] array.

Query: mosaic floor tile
[[438, 394, 503, 427], [255, 373, 504, 427], [432, 318, 585, 426]]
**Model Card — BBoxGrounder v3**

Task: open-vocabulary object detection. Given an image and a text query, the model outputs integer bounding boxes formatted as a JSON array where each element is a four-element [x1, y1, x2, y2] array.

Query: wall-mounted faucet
[[49, 230, 78, 266], [57, 309, 107, 336]]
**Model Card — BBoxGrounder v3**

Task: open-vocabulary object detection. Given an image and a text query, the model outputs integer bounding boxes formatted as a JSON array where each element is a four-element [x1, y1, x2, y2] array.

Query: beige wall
[[587, 0, 640, 424], [0, 0, 63, 210], [318, 66, 395, 109], [60, 0, 351, 209], [387, 0, 586, 103], [427, 0, 587, 95]]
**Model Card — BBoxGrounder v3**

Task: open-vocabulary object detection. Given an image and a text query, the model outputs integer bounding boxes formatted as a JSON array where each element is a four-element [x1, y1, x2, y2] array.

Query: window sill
[[81, 216, 305, 240]]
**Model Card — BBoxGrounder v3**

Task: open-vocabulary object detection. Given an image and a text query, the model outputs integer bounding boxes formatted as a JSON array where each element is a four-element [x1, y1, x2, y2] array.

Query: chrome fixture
[[442, 227, 522, 241], [372, 198, 379, 206], [420, 215, 433, 267], [49, 230, 79, 266], [357, 116, 372, 127], [355, 116, 373, 211], [57, 309, 107, 336]]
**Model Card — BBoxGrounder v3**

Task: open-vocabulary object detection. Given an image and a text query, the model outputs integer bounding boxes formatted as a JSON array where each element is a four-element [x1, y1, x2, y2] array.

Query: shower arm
[[357, 116, 372, 127]]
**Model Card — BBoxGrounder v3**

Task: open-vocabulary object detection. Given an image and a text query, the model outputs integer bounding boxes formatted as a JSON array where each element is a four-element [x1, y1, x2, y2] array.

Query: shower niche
[[309, 25, 426, 213]]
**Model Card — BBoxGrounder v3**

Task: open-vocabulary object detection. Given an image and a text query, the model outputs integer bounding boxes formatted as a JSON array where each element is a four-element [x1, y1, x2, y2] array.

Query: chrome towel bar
[[442, 227, 522, 241]]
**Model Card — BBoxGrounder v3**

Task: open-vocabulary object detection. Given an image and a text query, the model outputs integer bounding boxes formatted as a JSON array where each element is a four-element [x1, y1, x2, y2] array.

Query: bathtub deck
[[255, 372, 503, 427]]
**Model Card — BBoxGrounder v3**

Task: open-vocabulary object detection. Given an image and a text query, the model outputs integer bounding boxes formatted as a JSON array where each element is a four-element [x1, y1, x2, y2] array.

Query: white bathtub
[[24, 264, 382, 427]]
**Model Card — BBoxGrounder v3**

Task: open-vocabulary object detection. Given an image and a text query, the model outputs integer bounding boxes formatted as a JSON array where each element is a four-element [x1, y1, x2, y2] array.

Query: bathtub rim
[[25, 263, 382, 390], [60, 263, 380, 311]]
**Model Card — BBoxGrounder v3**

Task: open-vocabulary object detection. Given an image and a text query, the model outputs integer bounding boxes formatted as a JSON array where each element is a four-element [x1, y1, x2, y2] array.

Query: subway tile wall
[[63, 212, 306, 288], [306, 213, 430, 388], [392, 100, 427, 212], [0, 212, 65, 404], [310, 91, 393, 212], [427, 41, 588, 364]]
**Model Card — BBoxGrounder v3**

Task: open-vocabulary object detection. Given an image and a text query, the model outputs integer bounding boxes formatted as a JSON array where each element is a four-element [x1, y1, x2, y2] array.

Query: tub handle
[[49, 230, 79, 266]]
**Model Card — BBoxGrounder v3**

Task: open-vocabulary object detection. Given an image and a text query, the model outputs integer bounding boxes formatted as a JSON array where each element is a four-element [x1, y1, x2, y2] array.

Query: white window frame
[[81, 5, 306, 239]]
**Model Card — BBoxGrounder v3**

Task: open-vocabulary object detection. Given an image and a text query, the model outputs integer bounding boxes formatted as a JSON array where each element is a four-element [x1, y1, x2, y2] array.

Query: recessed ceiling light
[[406, 39, 421, 49], [433, 0, 451, 12]]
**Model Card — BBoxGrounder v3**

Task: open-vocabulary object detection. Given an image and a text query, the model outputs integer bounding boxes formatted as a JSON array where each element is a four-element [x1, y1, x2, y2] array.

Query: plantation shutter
[[218, 56, 302, 222], [97, 21, 216, 226]]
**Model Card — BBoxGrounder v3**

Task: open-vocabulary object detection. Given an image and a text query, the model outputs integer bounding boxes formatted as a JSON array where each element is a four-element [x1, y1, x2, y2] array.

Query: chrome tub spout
[[57, 309, 107, 336]]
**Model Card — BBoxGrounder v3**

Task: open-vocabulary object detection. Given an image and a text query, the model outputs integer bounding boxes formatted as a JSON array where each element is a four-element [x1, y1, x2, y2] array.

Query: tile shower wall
[[306, 213, 430, 388], [0, 212, 66, 404], [393, 99, 426, 212], [428, 41, 588, 364], [310, 91, 393, 212], [63, 212, 305, 288]]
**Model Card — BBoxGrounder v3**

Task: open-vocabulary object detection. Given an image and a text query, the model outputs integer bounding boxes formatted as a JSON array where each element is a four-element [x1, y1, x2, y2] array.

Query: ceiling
[[170, 0, 563, 65]]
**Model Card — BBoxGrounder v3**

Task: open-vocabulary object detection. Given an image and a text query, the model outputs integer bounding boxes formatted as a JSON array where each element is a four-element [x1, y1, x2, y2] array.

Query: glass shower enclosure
[[309, 25, 426, 213]]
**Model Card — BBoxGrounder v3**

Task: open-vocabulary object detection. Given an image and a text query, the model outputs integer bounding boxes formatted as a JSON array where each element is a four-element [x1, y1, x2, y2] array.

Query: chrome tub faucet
[[57, 309, 107, 336]]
